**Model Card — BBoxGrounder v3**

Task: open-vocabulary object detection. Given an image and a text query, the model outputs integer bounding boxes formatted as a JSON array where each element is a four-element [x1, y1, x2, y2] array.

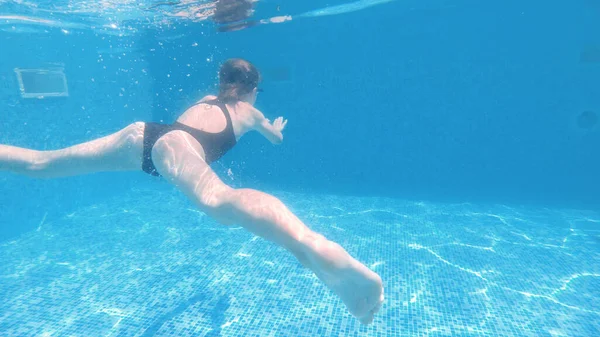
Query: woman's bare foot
[[299, 234, 385, 324]]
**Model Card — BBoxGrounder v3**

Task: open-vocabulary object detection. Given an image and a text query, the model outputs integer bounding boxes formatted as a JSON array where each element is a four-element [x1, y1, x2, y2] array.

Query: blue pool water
[[1, 188, 599, 336], [1, 0, 599, 336]]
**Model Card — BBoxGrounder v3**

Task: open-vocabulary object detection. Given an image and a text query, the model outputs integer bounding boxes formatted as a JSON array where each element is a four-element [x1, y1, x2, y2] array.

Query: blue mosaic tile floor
[[1, 187, 599, 336]]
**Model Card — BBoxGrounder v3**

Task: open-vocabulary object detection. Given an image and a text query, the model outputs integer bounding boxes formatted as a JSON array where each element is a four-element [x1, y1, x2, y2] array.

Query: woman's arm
[[248, 105, 287, 145]]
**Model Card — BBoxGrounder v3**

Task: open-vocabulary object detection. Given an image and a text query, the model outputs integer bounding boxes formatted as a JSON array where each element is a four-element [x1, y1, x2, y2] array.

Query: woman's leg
[[0, 122, 145, 178], [151, 131, 384, 324]]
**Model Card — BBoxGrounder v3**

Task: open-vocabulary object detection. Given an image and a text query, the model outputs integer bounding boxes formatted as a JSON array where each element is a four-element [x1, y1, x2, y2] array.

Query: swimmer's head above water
[[218, 58, 262, 104]]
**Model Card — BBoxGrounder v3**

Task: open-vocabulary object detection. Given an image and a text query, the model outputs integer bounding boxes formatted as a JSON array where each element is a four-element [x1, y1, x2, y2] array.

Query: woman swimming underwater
[[0, 58, 384, 324]]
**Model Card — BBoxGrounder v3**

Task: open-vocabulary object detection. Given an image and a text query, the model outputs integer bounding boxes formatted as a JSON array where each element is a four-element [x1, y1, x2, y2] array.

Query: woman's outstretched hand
[[273, 117, 288, 132]]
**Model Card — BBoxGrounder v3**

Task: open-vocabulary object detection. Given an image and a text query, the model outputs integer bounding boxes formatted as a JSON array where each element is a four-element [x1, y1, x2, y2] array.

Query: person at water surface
[[0, 58, 385, 325]]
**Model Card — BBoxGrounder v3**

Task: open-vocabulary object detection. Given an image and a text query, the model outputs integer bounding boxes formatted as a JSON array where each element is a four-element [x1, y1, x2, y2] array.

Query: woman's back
[[176, 96, 256, 142]]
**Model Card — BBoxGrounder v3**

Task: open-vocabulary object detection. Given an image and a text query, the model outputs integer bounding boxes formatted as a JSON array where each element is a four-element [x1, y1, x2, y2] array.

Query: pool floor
[[1, 187, 599, 336]]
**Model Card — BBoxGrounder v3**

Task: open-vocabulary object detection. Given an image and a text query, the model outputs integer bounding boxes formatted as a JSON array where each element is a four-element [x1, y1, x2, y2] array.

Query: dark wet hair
[[218, 58, 260, 103]]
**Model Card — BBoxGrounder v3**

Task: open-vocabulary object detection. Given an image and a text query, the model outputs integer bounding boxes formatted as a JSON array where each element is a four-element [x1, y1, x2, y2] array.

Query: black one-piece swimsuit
[[141, 99, 237, 176]]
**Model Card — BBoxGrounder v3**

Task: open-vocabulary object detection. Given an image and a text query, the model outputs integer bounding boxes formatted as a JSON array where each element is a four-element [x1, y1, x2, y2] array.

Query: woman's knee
[[23, 150, 54, 178], [199, 185, 234, 210], [198, 187, 238, 224]]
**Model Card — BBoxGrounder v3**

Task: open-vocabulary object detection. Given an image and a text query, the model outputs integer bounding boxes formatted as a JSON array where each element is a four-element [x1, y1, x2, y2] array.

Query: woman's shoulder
[[196, 95, 218, 103]]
